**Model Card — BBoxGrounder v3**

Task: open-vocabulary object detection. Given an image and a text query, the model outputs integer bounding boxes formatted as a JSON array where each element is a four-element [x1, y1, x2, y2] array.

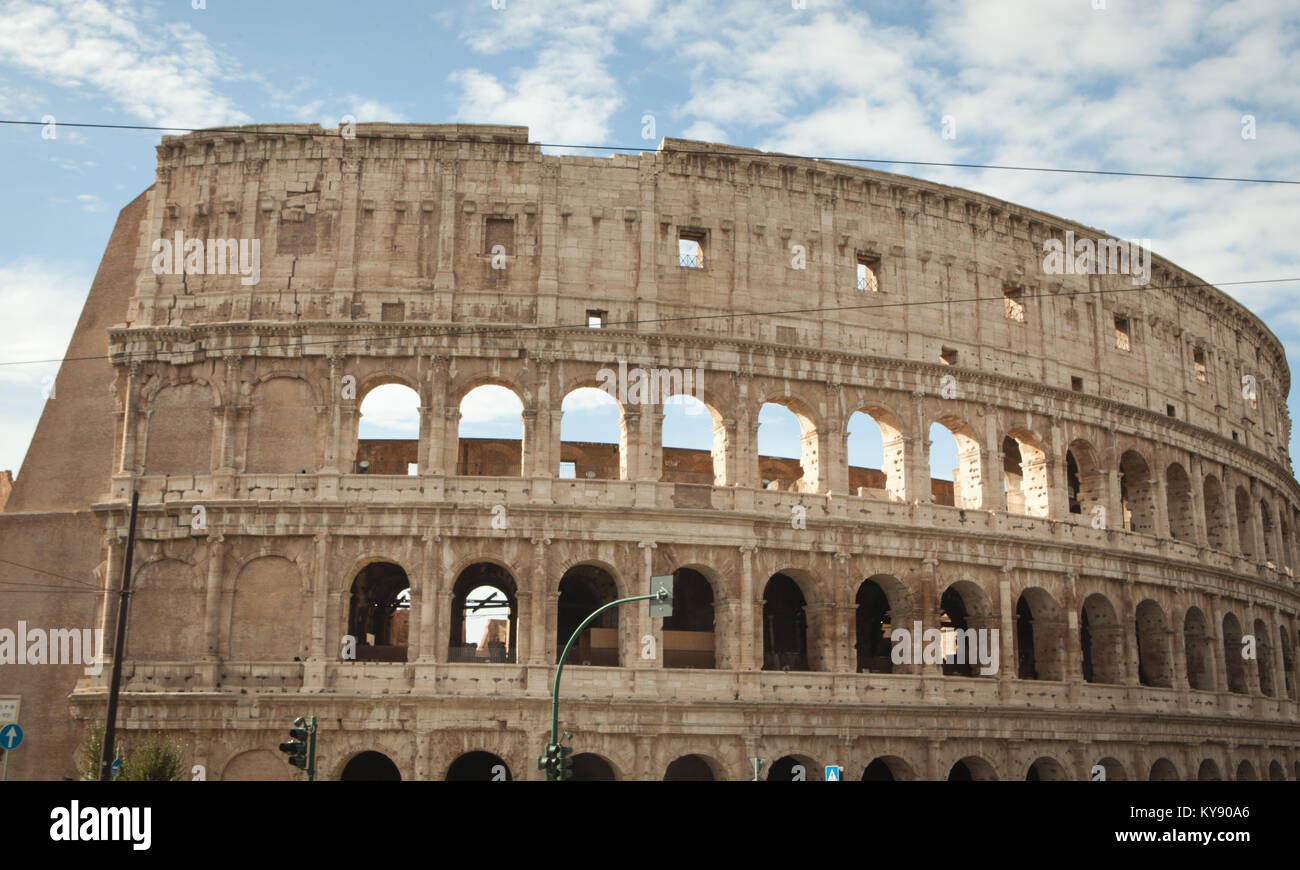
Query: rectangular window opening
[[856, 254, 881, 292], [678, 231, 706, 269], [586, 309, 605, 329], [406, 462, 419, 476], [1193, 347, 1207, 382], [1071, 376, 1084, 392], [1003, 285, 1025, 322], [559, 461, 576, 479], [941, 347, 958, 366], [1114, 315, 1131, 351], [1166, 404, 1177, 418]]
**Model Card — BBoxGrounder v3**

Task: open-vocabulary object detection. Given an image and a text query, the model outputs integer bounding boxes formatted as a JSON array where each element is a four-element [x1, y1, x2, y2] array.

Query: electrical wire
[[0, 118, 1295, 185], [0, 276, 1295, 368]]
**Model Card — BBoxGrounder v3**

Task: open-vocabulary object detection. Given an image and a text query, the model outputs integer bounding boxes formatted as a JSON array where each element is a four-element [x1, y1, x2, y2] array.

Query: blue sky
[[1, 0, 1297, 483]]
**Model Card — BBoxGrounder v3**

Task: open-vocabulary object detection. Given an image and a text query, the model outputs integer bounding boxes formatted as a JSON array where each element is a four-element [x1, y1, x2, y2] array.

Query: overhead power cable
[[0, 118, 1295, 185], [0, 276, 1295, 369]]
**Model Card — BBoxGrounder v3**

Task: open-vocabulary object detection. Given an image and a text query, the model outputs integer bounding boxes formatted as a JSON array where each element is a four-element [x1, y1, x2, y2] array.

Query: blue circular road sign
[[0, 723, 22, 751]]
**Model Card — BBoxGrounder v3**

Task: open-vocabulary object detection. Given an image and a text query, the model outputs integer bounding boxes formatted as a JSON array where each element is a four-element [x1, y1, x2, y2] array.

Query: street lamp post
[[540, 576, 672, 780]]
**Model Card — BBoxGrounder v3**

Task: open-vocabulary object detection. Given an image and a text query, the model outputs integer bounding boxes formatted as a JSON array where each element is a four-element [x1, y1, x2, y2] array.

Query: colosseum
[[1, 122, 1298, 781]]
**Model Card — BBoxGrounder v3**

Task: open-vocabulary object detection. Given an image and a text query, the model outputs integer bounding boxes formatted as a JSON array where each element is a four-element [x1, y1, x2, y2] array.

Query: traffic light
[[556, 742, 574, 781], [279, 715, 315, 779], [537, 742, 561, 781]]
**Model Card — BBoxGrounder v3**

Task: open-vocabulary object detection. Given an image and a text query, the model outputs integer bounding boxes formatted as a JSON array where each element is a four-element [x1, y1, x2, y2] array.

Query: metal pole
[[307, 715, 317, 783], [550, 590, 665, 746], [2, 749, 8, 782], [99, 490, 139, 782]]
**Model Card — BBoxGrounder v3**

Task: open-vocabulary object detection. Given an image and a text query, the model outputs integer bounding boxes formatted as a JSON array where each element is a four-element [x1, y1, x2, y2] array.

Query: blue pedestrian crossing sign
[[0, 723, 22, 751], [825, 764, 841, 781]]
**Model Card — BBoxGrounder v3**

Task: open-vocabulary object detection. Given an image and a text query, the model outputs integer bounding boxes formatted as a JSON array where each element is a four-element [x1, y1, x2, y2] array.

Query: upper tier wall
[[124, 123, 1292, 474]]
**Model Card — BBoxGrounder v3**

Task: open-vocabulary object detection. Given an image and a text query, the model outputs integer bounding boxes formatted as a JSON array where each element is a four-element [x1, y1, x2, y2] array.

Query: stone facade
[[2, 123, 1298, 781]]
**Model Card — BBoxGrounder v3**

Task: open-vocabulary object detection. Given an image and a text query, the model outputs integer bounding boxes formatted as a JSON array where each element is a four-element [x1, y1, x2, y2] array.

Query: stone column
[[998, 569, 1014, 692], [424, 356, 449, 474], [1189, 455, 1208, 546], [203, 534, 225, 662], [528, 536, 550, 665], [117, 362, 142, 474], [309, 533, 328, 660], [714, 418, 739, 486], [637, 541, 660, 668], [442, 407, 461, 477], [416, 533, 440, 662], [739, 544, 757, 670]]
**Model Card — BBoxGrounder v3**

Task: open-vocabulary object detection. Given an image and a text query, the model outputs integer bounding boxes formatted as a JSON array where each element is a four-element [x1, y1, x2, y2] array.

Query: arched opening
[[1197, 759, 1221, 781], [1066, 440, 1105, 519], [948, 756, 997, 781], [1183, 607, 1214, 691], [1268, 761, 1286, 781], [1279, 625, 1296, 700], [1165, 463, 1195, 541], [664, 755, 717, 781], [1002, 431, 1048, 516], [1026, 757, 1068, 781], [556, 564, 619, 666], [356, 383, 420, 475], [1203, 475, 1229, 550], [1253, 617, 1274, 697], [662, 568, 715, 669], [1222, 612, 1247, 694], [1094, 757, 1127, 781], [767, 755, 819, 781], [340, 751, 401, 781], [762, 573, 809, 671], [570, 753, 617, 781], [1260, 499, 1275, 562], [855, 576, 905, 674], [929, 418, 981, 508], [446, 751, 511, 781], [1080, 593, 1123, 684], [558, 387, 622, 481], [457, 384, 524, 476], [939, 581, 993, 677], [1135, 599, 1172, 688], [1234, 486, 1255, 558], [661, 393, 724, 485], [1149, 758, 1179, 781], [1015, 587, 1065, 681], [1235, 760, 1257, 781], [757, 402, 814, 491], [862, 756, 913, 781], [1118, 450, 1155, 534], [449, 563, 517, 663], [847, 408, 905, 501], [346, 562, 410, 662]]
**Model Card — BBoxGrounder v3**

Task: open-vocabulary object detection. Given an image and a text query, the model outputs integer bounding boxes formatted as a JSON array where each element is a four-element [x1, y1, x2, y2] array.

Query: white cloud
[[0, 0, 250, 128], [459, 384, 523, 424], [75, 193, 102, 212]]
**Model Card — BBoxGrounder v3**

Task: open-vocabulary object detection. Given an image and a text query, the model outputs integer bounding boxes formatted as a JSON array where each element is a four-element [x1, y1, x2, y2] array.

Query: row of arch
[[225, 747, 1300, 781], [134, 374, 1300, 574], [128, 546, 1300, 701]]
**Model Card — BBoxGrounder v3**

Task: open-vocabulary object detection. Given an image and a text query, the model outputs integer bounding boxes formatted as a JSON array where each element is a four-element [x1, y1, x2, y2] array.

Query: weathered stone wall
[[4, 124, 1299, 780]]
